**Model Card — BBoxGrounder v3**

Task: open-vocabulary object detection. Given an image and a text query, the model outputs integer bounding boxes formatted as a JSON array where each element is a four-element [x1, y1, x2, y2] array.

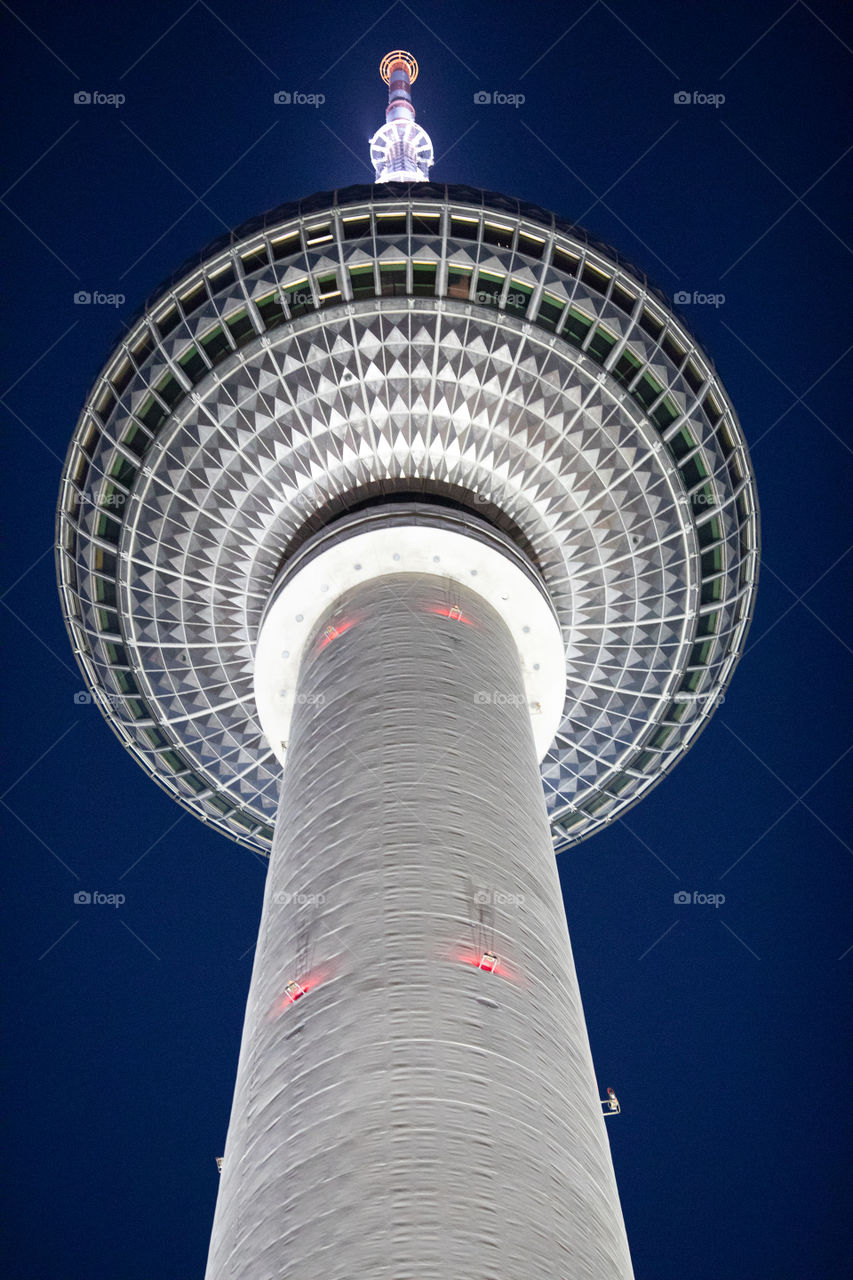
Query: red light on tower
[[478, 950, 499, 973], [427, 604, 474, 625], [284, 979, 306, 1004], [317, 618, 356, 650]]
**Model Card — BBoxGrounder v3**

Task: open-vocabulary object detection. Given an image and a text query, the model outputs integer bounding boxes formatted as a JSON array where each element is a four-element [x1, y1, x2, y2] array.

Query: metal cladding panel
[[206, 573, 633, 1279]]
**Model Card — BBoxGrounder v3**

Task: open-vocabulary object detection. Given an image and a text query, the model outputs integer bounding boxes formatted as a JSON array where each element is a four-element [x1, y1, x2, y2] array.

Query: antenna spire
[[370, 51, 434, 183]]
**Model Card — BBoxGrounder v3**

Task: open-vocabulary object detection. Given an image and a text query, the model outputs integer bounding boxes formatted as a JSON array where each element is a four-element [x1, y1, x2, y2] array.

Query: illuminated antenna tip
[[371, 50, 433, 183], [380, 50, 419, 84]]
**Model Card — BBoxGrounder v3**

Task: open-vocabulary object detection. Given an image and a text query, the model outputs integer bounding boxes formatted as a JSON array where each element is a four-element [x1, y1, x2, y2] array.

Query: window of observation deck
[[412, 211, 440, 236], [483, 221, 513, 249], [349, 266, 375, 298], [412, 263, 436, 296], [504, 281, 532, 317], [376, 212, 408, 236], [343, 215, 371, 241], [447, 266, 472, 300], [255, 292, 285, 328], [450, 215, 478, 241], [379, 263, 407, 296]]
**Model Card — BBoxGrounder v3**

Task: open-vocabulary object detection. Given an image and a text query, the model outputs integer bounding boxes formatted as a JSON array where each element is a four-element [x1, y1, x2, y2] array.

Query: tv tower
[[56, 50, 758, 1280]]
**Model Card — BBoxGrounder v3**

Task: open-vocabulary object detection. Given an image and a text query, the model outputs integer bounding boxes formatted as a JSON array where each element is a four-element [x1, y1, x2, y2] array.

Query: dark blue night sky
[[2, 2, 851, 1276]]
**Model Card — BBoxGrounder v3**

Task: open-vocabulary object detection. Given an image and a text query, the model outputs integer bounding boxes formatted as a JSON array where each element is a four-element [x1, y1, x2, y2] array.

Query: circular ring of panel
[[56, 184, 759, 856], [380, 51, 418, 84], [253, 509, 567, 767]]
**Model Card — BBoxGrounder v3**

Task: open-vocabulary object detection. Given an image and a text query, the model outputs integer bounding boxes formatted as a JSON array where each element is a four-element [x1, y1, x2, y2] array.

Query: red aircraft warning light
[[478, 951, 499, 973], [284, 979, 307, 1004], [428, 604, 474, 625], [317, 618, 357, 650]]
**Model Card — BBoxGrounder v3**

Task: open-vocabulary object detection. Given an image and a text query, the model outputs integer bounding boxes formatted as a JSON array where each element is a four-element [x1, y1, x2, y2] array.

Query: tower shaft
[[206, 572, 633, 1279]]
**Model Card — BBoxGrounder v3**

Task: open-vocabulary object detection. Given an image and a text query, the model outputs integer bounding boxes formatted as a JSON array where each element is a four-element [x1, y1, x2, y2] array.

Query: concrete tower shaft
[[206, 568, 634, 1280]]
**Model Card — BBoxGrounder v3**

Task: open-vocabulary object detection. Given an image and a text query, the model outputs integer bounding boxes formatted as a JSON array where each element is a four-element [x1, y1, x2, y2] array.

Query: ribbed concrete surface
[[206, 573, 634, 1280]]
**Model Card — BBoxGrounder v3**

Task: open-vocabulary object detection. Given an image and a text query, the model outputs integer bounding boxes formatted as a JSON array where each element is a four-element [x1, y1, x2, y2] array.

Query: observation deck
[[56, 184, 759, 857]]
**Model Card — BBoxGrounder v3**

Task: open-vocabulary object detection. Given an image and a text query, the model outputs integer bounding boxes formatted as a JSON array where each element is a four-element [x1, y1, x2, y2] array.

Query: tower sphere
[[56, 183, 758, 857]]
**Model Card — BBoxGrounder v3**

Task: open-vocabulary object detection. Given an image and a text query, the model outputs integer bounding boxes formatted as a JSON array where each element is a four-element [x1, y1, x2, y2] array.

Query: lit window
[[412, 262, 436, 296], [587, 326, 618, 366], [201, 325, 231, 365], [342, 216, 370, 241], [179, 283, 207, 316], [376, 213, 408, 236], [271, 232, 301, 259], [255, 292, 286, 329], [225, 309, 256, 347], [563, 307, 593, 347], [450, 216, 478, 240], [283, 280, 313, 317], [537, 293, 565, 332], [610, 282, 636, 314], [581, 262, 609, 293], [483, 221, 513, 249], [551, 246, 579, 276], [349, 265, 376, 298], [504, 281, 532, 317], [240, 246, 268, 273], [517, 231, 545, 259], [178, 346, 206, 383], [446, 266, 472, 300], [379, 263, 407, 297]]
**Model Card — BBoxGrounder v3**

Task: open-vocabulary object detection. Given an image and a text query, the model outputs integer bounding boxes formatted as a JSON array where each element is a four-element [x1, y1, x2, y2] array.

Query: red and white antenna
[[370, 51, 434, 183]]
